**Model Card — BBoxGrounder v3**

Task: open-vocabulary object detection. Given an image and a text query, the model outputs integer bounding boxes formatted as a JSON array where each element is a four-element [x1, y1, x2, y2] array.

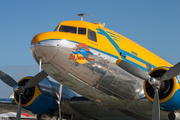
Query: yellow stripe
[[126, 55, 146, 68]]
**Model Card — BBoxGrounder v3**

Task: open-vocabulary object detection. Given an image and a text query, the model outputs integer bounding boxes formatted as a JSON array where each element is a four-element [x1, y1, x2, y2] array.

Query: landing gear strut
[[168, 112, 176, 120]]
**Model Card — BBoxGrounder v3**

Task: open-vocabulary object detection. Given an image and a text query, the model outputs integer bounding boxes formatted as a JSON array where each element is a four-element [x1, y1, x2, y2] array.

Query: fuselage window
[[88, 29, 97, 42], [78, 28, 86, 35], [59, 25, 77, 33]]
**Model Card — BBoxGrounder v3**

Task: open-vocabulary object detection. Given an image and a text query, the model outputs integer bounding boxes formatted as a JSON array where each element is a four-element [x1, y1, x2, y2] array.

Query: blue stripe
[[88, 46, 119, 59], [38, 39, 120, 59], [97, 28, 122, 55], [96, 28, 157, 72], [106, 31, 122, 38], [40, 38, 156, 71], [59, 39, 120, 59]]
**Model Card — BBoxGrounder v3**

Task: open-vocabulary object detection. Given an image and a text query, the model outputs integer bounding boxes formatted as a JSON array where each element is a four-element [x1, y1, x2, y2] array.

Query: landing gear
[[56, 116, 62, 120], [55, 111, 63, 120], [168, 112, 176, 120], [37, 114, 51, 120], [55, 113, 74, 120], [70, 114, 74, 120], [37, 114, 43, 120]]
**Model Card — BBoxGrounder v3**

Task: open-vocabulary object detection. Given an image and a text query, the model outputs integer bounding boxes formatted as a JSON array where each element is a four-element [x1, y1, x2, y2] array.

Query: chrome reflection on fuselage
[[31, 39, 145, 102]]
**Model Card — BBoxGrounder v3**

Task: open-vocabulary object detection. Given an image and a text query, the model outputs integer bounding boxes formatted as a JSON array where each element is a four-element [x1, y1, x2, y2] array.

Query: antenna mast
[[78, 13, 95, 21]]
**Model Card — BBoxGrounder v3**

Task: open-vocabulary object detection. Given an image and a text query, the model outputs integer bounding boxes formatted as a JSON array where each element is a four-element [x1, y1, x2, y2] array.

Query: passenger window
[[78, 28, 86, 35], [59, 25, 77, 33], [88, 29, 97, 42]]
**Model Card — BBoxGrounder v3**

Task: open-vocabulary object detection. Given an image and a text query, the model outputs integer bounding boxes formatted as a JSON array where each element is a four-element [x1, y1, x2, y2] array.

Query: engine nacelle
[[144, 67, 180, 112], [14, 77, 58, 115]]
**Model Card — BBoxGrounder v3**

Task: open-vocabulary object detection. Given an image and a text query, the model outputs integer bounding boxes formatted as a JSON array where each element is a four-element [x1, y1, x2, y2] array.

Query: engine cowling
[[14, 77, 58, 115], [144, 67, 180, 112]]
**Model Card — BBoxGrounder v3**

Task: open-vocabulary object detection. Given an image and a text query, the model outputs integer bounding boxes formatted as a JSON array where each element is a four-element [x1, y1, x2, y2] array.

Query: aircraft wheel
[[168, 112, 176, 120], [37, 114, 44, 120]]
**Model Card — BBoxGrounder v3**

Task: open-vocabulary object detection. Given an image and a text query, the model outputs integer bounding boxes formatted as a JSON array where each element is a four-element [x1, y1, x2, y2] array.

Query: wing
[[69, 96, 180, 120], [69, 96, 148, 120]]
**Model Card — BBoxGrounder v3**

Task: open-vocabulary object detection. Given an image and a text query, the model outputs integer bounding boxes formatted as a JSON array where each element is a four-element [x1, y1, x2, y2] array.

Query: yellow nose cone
[[31, 32, 60, 44]]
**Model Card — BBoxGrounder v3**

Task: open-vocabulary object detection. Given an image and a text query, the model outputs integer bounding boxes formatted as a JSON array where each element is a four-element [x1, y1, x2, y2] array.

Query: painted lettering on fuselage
[[68, 43, 95, 64]]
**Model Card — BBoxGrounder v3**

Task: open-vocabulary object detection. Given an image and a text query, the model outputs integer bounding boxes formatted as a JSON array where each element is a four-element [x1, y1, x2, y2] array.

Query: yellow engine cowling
[[14, 77, 58, 114], [144, 67, 180, 111]]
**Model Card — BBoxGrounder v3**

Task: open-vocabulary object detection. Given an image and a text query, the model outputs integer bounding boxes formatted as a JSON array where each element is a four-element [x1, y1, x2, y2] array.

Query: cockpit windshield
[[59, 25, 77, 33]]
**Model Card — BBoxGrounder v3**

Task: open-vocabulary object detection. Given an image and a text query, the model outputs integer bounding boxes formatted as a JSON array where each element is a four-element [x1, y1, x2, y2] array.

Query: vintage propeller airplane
[[1, 13, 180, 120]]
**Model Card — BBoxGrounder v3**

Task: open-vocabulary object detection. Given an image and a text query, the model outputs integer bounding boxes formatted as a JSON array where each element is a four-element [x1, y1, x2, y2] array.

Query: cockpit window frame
[[59, 25, 77, 34], [78, 27, 86, 35]]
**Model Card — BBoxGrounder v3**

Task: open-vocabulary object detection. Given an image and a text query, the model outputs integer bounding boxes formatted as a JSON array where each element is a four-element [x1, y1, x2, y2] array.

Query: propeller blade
[[152, 88, 160, 120], [116, 60, 150, 81], [161, 62, 180, 81], [24, 70, 48, 89], [16, 94, 22, 120], [0, 70, 17, 87]]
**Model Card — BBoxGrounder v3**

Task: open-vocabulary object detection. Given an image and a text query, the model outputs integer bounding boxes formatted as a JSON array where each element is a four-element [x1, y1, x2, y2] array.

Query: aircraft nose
[[31, 32, 60, 64]]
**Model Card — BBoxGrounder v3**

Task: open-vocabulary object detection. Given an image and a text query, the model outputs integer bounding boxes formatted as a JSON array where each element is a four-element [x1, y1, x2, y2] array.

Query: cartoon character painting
[[68, 43, 95, 64]]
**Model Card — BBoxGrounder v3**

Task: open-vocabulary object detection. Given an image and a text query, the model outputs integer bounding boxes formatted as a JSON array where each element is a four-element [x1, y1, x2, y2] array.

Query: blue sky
[[0, 1, 180, 97]]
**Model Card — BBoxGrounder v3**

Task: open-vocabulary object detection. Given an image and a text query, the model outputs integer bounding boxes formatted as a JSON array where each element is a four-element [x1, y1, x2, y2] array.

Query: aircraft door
[[87, 31, 111, 86]]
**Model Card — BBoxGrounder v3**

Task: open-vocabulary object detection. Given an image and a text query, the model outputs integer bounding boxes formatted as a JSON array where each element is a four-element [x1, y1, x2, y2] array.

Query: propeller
[[24, 70, 48, 89], [116, 60, 150, 81], [160, 62, 180, 81], [0, 70, 18, 87], [152, 88, 160, 120], [116, 59, 180, 120], [0, 70, 48, 120], [16, 94, 22, 120], [117, 60, 180, 82]]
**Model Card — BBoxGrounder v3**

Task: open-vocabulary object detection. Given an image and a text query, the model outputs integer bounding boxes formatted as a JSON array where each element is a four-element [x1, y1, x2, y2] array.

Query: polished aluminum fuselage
[[32, 39, 144, 99], [31, 39, 170, 119]]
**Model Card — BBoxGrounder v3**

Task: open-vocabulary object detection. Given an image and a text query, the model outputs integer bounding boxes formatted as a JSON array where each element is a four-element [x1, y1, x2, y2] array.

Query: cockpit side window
[[88, 29, 97, 42], [78, 28, 86, 35], [59, 25, 77, 33]]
